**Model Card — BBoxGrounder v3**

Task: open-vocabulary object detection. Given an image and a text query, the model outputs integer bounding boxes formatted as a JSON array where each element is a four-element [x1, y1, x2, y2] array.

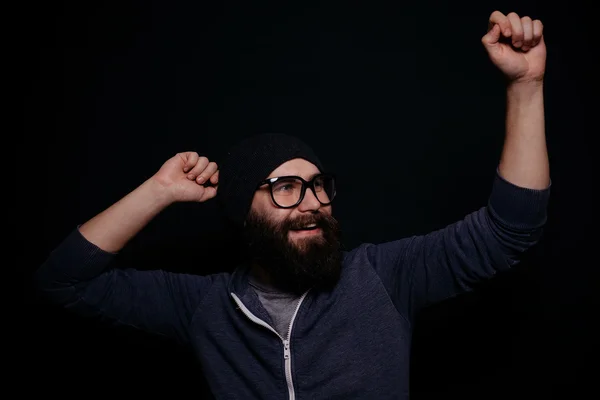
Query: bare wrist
[[143, 177, 176, 209], [508, 79, 544, 93]]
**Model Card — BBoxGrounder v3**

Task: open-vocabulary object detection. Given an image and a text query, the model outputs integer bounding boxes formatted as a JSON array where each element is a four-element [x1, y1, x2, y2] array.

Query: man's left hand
[[481, 11, 546, 84]]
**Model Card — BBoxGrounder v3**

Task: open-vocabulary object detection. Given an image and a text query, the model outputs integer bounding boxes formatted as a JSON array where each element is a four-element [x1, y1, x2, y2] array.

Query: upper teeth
[[304, 224, 316, 228]]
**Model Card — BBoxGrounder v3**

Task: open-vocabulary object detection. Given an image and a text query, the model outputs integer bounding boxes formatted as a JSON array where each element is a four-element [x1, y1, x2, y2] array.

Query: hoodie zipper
[[231, 290, 310, 400]]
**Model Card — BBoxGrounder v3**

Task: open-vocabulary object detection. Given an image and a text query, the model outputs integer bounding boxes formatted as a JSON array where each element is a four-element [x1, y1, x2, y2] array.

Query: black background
[[20, 1, 595, 398]]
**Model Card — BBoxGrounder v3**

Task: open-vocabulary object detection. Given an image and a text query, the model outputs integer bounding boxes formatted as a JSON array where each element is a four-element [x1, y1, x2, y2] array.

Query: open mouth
[[289, 223, 322, 238], [291, 224, 318, 231]]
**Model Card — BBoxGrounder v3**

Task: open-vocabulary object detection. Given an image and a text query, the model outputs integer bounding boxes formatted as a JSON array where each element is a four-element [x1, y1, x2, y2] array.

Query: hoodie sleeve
[[368, 169, 550, 321], [34, 227, 216, 345]]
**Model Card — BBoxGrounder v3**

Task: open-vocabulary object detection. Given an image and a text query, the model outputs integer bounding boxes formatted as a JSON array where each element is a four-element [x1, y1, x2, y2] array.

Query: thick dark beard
[[242, 209, 343, 295]]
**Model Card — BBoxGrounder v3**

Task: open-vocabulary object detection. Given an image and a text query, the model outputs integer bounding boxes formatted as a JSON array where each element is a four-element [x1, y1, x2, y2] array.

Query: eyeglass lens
[[271, 175, 335, 207]]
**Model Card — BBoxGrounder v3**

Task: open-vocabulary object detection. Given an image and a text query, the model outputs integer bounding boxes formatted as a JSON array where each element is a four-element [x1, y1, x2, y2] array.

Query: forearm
[[498, 81, 550, 189], [79, 178, 173, 253]]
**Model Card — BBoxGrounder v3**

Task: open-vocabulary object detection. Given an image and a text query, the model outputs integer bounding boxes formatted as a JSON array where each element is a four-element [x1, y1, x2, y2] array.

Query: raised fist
[[151, 152, 219, 203]]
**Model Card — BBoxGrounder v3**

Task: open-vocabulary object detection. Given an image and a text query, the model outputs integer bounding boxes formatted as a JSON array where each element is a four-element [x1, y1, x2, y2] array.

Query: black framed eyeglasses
[[256, 173, 336, 209]]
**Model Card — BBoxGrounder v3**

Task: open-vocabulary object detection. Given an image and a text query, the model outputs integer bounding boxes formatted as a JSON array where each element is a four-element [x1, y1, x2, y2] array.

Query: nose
[[297, 186, 321, 212]]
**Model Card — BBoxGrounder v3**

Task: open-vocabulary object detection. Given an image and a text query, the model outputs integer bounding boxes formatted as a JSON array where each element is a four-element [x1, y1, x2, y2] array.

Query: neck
[[249, 261, 306, 295], [249, 263, 278, 289]]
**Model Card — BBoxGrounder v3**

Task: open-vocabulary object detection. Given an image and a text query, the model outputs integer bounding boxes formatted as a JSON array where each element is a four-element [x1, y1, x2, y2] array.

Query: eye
[[272, 178, 300, 195], [275, 183, 294, 192]]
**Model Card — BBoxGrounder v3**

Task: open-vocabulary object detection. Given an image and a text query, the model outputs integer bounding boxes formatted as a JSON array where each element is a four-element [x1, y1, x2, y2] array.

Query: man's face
[[243, 158, 342, 294], [251, 158, 334, 244]]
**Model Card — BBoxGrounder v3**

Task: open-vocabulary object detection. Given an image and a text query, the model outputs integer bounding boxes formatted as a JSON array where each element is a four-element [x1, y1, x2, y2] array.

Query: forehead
[[267, 158, 321, 179]]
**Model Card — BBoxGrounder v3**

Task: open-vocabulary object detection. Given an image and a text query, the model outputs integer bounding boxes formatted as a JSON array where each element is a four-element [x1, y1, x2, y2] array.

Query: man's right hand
[[152, 152, 219, 203]]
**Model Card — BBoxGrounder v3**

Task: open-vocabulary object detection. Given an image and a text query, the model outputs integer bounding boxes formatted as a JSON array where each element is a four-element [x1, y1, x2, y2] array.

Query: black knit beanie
[[217, 133, 324, 227]]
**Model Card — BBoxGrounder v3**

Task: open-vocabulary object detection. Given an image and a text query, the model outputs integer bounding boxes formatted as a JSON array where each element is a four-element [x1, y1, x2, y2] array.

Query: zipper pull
[[283, 340, 290, 359]]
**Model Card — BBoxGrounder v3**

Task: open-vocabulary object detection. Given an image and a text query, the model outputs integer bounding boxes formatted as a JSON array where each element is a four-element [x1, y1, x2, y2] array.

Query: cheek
[[250, 197, 292, 225], [275, 210, 295, 225], [272, 209, 299, 231], [320, 205, 333, 216], [250, 192, 274, 215]]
